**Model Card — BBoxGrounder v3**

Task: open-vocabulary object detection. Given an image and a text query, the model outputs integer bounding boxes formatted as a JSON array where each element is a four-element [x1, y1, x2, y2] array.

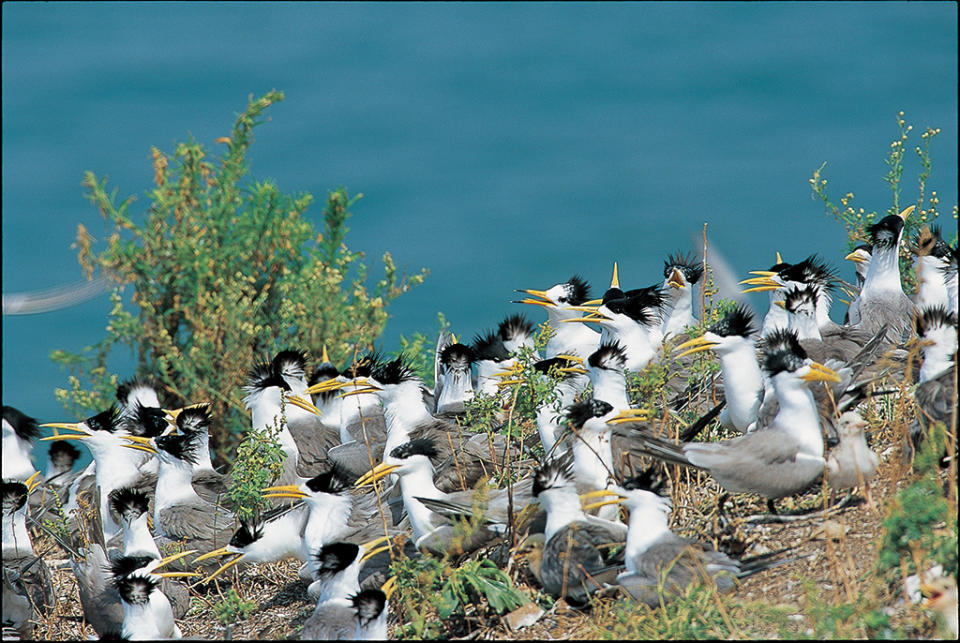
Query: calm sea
[[2, 2, 957, 470]]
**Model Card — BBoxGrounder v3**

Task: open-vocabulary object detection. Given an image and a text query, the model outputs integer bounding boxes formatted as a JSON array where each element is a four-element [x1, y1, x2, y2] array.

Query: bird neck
[[436, 369, 475, 411], [590, 370, 629, 411], [243, 509, 306, 563], [761, 291, 789, 337], [383, 382, 432, 450], [862, 244, 903, 296], [623, 502, 670, 572], [303, 494, 353, 553], [317, 564, 361, 603], [814, 289, 833, 328], [571, 427, 614, 490], [123, 514, 161, 559], [661, 287, 696, 338], [770, 375, 824, 458], [715, 340, 764, 431], [542, 489, 587, 542], [788, 311, 821, 341], [2, 509, 34, 558], [545, 310, 600, 356], [913, 255, 950, 309], [338, 391, 381, 442], [122, 601, 164, 640], [155, 459, 202, 513], [920, 332, 957, 382], [398, 470, 443, 541], [1, 434, 37, 482], [476, 359, 513, 396], [610, 322, 657, 371]]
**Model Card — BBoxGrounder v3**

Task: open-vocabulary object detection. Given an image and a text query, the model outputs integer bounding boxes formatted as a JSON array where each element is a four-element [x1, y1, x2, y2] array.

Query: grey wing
[[72, 545, 123, 637], [684, 431, 824, 498], [329, 440, 386, 481], [288, 417, 340, 477], [540, 522, 624, 604], [159, 503, 236, 552], [193, 470, 231, 505], [300, 602, 355, 640]]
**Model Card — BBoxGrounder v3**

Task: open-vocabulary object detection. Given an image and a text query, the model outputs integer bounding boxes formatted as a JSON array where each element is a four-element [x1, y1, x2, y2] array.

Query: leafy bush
[[51, 90, 427, 459]]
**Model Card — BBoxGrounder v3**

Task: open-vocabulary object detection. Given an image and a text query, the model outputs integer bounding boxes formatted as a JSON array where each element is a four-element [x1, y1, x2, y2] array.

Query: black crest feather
[[565, 398, 614, 429], [472, 329, 510, 362], [305, 462, 355, 494], [177, 406, 212, 435], [115, 573, 159, 606], [123, 403, 168, 438], [663, 251, 704, 284], [109, 487, 150, 521], [780, 255, 837, 290], [244, 361, 290, 393], [85, 405, 122, 433], [532, 456, 574, 497], [313, 542, 360, 577], [440, 343, 476, 369], [352, 589, 387, 625], [708, 304, 756, 338], [868, 214, 905, 249], [914, 305, 958, 337], [155, 431, 200, 465], [497, 313, 535, 343], [48, 439, 81, 468], [273, 349, 309, 378], [389, 438, 439, 460], [110, 555, 156, 581], [588, 341, 627, 370], [2, 406, 41, 441], [229, 519, 264, 549], [561, 275, 592, 305], [115, 378, 160, 407], [371, 354, 416, 385], [783, 284, 819, 314], [761, 329, 808, 376], [1, 480, 29, 515]]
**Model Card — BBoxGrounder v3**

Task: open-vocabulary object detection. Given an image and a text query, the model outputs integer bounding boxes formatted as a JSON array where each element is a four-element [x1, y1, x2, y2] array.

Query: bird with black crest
[[660, 251, 704, 340], [513, 275, 599, 359], [2, 478, 54, 640], [2, 406, 41, 482], [525, 457, 626, 606]]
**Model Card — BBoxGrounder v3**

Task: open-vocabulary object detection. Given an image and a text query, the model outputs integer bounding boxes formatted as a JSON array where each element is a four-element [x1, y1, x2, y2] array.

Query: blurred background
[[3, 3, 957, 447]]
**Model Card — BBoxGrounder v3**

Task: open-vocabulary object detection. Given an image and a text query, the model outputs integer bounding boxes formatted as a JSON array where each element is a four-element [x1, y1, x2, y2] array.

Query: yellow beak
[[360, 534, 395, 562], [285, 395, 323, 417], [355, 462, 402, 487], [192, 546, 232, 563], [154, 549, 199, 569], [844, 250, 867, 263], [24, 471, 43, 493], [801, 361, 842, 383], [673, 335, 719, 358], [898, 205, 914, 221], [667, 267, 685, 289], [338, 386, 382, 399], [381, 575, 398, 600], [196, 553, 245, 585], [606, 408, 654, 425]]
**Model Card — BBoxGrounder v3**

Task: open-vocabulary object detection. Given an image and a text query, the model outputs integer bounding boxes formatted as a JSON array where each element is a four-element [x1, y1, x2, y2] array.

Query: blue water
[[2, 2, 957, 470]]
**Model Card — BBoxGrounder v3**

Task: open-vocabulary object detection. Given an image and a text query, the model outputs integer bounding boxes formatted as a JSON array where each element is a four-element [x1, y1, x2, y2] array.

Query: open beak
[[196, 553, 245, 585], [801, 362, 842, 383], [261, 484, 308, 500], [606, 408, 654, 425], [304, 377, 358, 396], [554, 354, 584, 364], [164, 402, 210, 422], [285, 395, 323, 416], [192, 546, 232, 564], [673, 335, 719, 358], [773, 300, 786, 309], [39, 423, 90, 440], [120, 436, 159, 454], [24, 471, 43, 494], [667, 267, 685, 289], [338, 386, 382, 399], [581, 489, 627, 512], [381, 576, 398, 600], [561, 308, 610, 323], [153, 549, 199, 569], [844, 250, 867, 263], [360, 534, 395, 562], [355, 462, 402, 487], [513, 289, 553, 307]]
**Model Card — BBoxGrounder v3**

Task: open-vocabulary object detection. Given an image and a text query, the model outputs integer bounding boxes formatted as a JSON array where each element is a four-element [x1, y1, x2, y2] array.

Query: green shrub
[[51, 90, 427, 459]]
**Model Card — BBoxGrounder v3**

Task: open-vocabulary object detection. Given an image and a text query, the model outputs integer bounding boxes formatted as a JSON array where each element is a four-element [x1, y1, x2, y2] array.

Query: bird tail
[[679, 400, 726, 442], [737, 546, 802, 578]]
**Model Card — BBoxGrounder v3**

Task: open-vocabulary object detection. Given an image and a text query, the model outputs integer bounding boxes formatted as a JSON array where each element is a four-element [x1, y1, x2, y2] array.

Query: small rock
[[504, 602, 544, 631], [820, 519, 847, 541]]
